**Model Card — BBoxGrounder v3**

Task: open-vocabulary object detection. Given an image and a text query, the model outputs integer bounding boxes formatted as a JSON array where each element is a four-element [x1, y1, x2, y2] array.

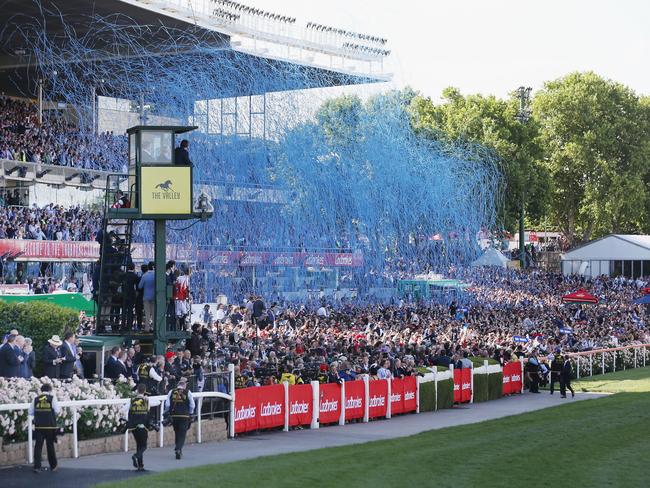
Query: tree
[[533, 72, 650, 244], [410, 87, 551, 232]]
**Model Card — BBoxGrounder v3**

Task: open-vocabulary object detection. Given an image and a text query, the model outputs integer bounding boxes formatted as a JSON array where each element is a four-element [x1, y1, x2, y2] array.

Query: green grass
[[574, 366, 650, 393], [100, 369, 650, 488]]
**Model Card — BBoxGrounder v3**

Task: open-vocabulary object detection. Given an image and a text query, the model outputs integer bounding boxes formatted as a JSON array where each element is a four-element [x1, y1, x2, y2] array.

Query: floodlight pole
[[515, 86, 532, 270]]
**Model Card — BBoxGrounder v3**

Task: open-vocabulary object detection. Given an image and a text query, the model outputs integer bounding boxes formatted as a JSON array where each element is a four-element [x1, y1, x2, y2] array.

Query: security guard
[[560, 356, 576, 398], [165, 377, 195, 459], [30, 383, 60, 473], [121, 383, 151, 471], [549, 349, 563, 395]]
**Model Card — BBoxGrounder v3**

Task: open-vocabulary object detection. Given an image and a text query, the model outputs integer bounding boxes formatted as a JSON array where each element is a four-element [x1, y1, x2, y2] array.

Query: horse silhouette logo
[[155, 180, 173, 192]]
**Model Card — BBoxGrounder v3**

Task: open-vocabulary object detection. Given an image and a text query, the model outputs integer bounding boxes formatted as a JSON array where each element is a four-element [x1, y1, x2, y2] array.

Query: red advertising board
[[402, 376, 417, 413], [502, 362, 523, 395], [344, 380, 365, 421], [234, 387, 259, 434], [288, 384, 313, 427], [257, 384, 285, 430], [453, 369, 472, 403], [319, 383, 342, 424], [391, 378, 404, 415], [368, 379, 388, 418]]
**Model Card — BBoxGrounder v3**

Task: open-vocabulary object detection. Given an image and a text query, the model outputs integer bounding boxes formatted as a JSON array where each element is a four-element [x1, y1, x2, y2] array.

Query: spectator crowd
[[0, 96, 125, 171], [0, 204, 102, 241], [2, 268, 646, 399]]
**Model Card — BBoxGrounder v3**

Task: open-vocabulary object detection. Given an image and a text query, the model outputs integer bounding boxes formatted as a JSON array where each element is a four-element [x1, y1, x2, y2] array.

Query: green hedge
[[488, 372, 504, 401], [436, 378, 454, 410], [419, 381, 435, 412], [0, 300, 78, 375], [472, 372, 504, 402], [469, 357, 500, 367]]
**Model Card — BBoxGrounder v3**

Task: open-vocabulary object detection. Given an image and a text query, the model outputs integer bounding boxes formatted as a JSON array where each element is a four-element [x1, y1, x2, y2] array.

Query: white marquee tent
[[561, 234, 650, 278], [471, 247, 510, 268]]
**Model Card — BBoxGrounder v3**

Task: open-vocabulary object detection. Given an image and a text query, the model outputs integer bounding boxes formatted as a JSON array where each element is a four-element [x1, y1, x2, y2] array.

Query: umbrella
[[562, 288, 599, 304], [633, 295, 650, 305]]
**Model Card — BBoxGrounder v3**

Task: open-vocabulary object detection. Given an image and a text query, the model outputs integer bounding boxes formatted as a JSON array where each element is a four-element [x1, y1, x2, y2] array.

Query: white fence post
[[27, 414, 33, 464], [158, 400, 164, 448], [339, 380, 345, 426], [363, 375, 369, 422], [634, 348, 638, 369], [123, 427, 129, 452], [283, 381, 289, 432], [602, 352, 605, 374], [72, 407, 79, 459], [228, 363, 235, 438], [470, 365, 474, 404], [310, 381, 319, 429], [416, 376, 421, 413], [589, 354, 593, 377], [386, 379, 392, 419], [644, 346, 647, 367], [197, 397, 203, 443], [576, 356, 580, 380], [520, 358, 524, 394], [434, 371, 438, 412], [613, 352, 616, 372]]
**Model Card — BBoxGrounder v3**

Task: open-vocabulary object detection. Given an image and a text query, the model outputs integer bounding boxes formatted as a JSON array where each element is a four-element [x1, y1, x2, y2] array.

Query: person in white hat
[[43, 335, 64, 379]]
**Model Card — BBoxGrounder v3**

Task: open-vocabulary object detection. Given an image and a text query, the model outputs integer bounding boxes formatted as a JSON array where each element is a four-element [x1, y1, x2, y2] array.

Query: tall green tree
[[533, 72, 650, 244], [409, 87, 550, 232]]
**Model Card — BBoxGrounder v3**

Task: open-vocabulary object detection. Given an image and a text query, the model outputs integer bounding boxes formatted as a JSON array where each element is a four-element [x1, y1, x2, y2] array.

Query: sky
[[247, 0, 650, 100]]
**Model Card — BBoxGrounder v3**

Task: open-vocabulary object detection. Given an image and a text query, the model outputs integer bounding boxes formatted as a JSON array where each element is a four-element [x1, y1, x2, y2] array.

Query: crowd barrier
[[232, 376, 419, 434]]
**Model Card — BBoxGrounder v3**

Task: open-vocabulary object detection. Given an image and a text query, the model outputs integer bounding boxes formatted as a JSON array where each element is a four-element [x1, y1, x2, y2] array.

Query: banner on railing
[[502, 362, 523, 395], [390, 377, 418, 414], [234, 386, 259, 434], [453, 369, 472, 403], [288, 384, 313, 427], [319, 383, 342, 424], [257, 384, 285, 431], [368, 379, 388, 418], [344, 380, 365, 420]]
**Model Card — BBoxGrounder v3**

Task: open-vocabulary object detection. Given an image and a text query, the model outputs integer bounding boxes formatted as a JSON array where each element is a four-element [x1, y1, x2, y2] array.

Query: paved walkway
[[2, 391, 604, 487]]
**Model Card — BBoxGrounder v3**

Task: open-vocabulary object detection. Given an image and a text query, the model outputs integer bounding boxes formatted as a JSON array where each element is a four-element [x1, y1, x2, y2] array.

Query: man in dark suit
[[0, 334, 22, 377], [174, 140, 192, 166], [122, 263, 140, 331], [104, 346, 122, 380], [42, 336, 63, 379], [59, 332, 78, 380], [560, 356, 575, 398]]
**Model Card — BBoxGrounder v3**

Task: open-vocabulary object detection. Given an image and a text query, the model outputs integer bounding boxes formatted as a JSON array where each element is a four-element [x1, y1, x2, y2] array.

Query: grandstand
[[0, 0, 392, 298]]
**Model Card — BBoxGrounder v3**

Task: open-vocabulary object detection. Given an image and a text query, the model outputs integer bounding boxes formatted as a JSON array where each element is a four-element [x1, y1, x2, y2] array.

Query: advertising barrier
[[257, 384, 285, 430], [344, 380, 365, 421], [502, 362, 523, 395], [234, 386, 259, 434], [368, 379, 388, 419], [288, 384, 313, 427], [319, 383, 342, 424], [453, 368, 472, 403]]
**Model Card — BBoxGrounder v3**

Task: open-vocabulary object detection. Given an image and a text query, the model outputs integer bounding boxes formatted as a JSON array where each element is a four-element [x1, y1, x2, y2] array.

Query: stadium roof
[[0, 0, 388, 99]]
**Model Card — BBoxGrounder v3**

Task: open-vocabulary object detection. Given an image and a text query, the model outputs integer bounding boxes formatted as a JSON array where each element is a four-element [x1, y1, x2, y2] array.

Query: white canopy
[[471, 248, 509, 268]]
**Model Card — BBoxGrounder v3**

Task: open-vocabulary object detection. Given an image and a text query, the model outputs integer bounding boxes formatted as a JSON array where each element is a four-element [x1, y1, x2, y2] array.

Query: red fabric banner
[[319, 383, 342, 424], [502, 362, 523, 395], [454, 369, 472, 403], [288, 384, 313, 427], [402, 376, 417, 412], [391, 378, 404, 415], [344, 380, 365, 421], [234, 387, 259, 434], [257, 384, 285, 430], [453, 369, 462, 403], [368, 379, 388, 418]]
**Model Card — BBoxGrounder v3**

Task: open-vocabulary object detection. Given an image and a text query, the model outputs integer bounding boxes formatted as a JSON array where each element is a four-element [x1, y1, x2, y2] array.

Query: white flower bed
[[0, 376, 135, 442]]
